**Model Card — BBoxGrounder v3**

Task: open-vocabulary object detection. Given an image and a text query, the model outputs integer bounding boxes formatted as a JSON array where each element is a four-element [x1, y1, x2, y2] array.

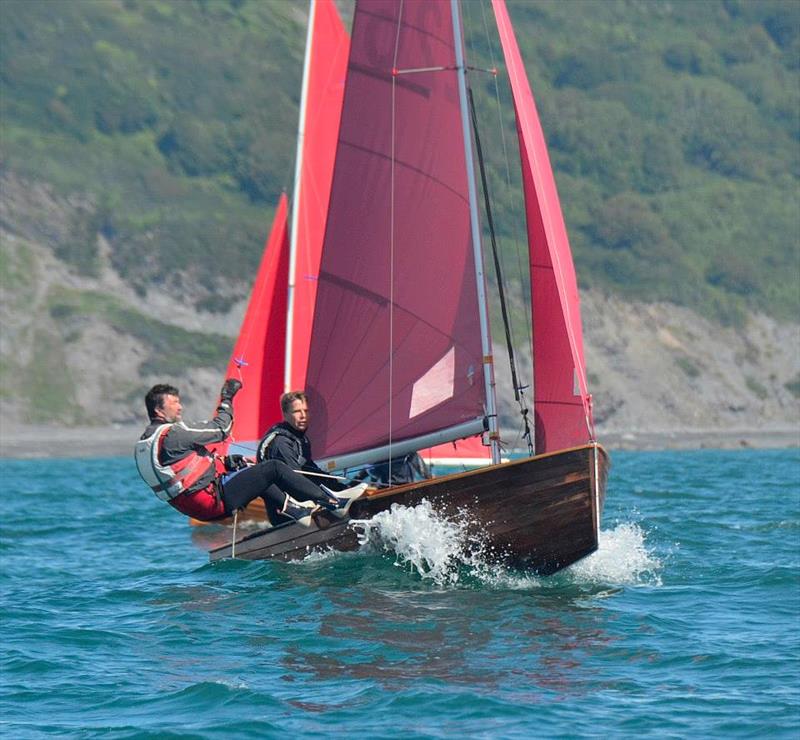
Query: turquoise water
[[1, 449, 798, 738]]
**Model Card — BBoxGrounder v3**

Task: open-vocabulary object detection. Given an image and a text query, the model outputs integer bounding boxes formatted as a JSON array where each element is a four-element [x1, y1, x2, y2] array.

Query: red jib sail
[[220, 194, 290, 452], [305, 0, 485, 459], [286, 0, 350, 391], [218, 0, 349, 454], [493, 0, 595, 452]]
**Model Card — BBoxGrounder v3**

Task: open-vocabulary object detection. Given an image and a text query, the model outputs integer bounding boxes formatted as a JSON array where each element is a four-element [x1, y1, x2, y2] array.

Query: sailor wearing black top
[[257, 391, 355, 522]]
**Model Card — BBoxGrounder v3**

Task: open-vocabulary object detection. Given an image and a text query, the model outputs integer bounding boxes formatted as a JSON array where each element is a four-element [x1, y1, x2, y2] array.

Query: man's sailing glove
[[220, 378, 243, 403], [224, 454, 249, 471]]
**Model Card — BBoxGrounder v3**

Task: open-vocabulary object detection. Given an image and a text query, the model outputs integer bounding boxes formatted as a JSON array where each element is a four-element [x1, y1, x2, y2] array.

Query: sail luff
[[284, 0, 316, 393], [450, 0, 501, 465]]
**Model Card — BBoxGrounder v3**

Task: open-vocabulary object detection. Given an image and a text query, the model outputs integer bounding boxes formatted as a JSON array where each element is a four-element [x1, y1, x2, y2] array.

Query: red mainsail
[[493, 0, 595, 452], [305, 0, 485, 459]]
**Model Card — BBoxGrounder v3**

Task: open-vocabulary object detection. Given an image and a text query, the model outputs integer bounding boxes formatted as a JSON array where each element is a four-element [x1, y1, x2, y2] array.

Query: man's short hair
[[145, 384, 179, 420], [280, 391, 307, 415]]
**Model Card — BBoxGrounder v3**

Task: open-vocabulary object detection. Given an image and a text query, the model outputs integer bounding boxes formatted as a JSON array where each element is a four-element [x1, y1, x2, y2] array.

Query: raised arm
[[161, 379, 242, 460]]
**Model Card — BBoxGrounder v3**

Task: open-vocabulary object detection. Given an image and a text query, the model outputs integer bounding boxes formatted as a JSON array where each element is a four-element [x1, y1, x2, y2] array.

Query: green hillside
[[1, 0, 798, 326]]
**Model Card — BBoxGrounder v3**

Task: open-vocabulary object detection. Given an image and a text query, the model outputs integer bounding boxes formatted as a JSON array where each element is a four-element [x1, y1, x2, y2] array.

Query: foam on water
[[300, 547, 340, 564], [351, 500, 661, 589], [351, 500, 480, 586], [566, 522, 662, 586]]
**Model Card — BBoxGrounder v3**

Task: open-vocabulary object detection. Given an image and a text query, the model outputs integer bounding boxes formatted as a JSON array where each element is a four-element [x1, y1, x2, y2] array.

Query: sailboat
[[209, 0, 609, 575]]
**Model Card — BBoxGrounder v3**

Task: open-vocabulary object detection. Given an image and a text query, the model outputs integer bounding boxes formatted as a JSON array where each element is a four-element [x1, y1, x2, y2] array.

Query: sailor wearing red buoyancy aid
[[135, 380, 238, 520], [134, 380, 343, 524]]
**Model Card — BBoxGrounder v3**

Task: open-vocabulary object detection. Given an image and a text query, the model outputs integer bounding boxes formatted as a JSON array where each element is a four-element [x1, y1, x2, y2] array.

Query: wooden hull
[[208, 444, 609, 575], [189, 499, 269, 527]]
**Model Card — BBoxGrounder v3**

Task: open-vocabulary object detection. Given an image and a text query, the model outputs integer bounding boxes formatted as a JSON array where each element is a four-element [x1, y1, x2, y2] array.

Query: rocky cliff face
[[581, 292, 799, 438], [2, 170, 798, 441], [0, 171, 235, 425]]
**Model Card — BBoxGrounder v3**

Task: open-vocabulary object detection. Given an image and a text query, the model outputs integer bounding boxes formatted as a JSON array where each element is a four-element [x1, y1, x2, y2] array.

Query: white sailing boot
[[320, 483, 368, 518], [280, 494, 319, 527]]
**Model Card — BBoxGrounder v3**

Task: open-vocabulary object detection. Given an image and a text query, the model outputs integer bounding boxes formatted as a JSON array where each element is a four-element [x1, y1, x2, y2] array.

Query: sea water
[[1, 449, 798, 738]]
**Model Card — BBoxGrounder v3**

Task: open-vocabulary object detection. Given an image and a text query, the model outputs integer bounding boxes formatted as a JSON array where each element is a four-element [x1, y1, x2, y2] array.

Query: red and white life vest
[[134, 424, 215, 502]]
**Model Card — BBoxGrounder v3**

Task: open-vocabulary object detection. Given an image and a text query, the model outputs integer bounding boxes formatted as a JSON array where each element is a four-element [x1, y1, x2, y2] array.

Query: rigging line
[[480, 0, 532, 355], [474, 0, 531, 370], [468, 84, 532, 454], [465, 7, 519, 356], [467, 87, 519, 402], [474, 0, 533, 454], [231, 508, 238, 559], [517, 383, 533, 455], [466, 0, 526, 377]]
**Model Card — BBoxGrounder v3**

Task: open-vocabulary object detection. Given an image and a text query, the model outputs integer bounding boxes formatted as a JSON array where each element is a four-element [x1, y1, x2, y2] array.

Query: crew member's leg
[[263, 484, 285, 524], [220, 459, 331, 513]]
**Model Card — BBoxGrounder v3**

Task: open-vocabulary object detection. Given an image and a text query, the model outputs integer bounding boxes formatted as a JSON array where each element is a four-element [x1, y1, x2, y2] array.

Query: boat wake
[[349, 501, 661, 589]]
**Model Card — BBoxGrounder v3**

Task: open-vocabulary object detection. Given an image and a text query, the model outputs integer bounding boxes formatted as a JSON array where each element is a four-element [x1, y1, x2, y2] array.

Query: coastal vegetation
[[0, 0, 797, 430], [2, 0, 797, 327], [46, 286, 233, 376]]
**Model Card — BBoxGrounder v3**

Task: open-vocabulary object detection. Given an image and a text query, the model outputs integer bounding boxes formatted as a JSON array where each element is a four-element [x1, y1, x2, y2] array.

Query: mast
[[284, 0, 317, 393], [450, 0, 501, 464]]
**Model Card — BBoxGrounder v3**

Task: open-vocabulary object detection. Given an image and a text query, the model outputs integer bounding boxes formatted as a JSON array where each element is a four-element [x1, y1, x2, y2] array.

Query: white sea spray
[[300, 547, 339, 563], [351, 501, 661, 589], [567, 522, 662, 586], [351, 500, 467, 585], [351, 500, 541, 589]]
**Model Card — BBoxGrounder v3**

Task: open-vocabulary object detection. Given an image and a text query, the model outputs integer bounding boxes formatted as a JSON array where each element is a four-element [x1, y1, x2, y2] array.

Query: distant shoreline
[[0, 423, 797, 460], [599, 427, 799, 451]]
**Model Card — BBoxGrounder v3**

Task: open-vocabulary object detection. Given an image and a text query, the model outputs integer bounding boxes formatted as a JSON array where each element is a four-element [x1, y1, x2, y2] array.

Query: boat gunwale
[[361, 441, 608, 502]]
